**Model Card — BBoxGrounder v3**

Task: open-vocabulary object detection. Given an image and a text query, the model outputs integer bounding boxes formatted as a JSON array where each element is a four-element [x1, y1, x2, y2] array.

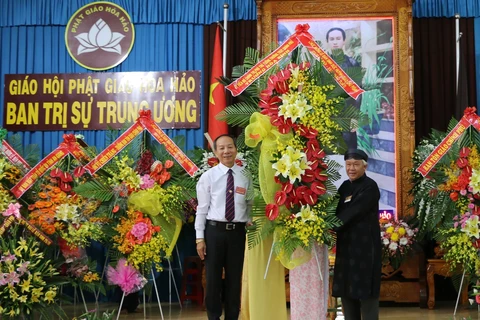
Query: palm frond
[[217, 102, 259, 127], [7, 133, 40, 166], [243, 47, 261, 70], [124, 133, 144, 160], [73, 180, 114, 202]]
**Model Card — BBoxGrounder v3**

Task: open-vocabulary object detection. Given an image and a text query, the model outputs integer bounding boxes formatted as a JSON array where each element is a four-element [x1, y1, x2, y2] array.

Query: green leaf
[[73, 180, 114, 202], [218, 102, 259, 128]]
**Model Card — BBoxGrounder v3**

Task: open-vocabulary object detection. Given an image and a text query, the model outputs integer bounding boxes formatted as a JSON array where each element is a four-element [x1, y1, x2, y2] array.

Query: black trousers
[[205, 222, 246, 320], [341, 296, 379, 320]]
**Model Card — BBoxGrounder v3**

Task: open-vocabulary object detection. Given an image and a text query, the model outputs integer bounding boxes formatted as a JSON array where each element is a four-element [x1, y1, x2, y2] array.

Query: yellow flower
[[31, 287, 43, 297], [17, 238, 28, 252], [398, 227, 406, 236], [44, 289, 57, 303], [20, 278, 31, 293], [295, 205, 317, 222], [18, 295, 27, 303], [83, 272, 100, 283], [10, 289, 19, 301], [391, 233, 399, 242], [386, 226, 394, 234], [8, 309, 16, 317]]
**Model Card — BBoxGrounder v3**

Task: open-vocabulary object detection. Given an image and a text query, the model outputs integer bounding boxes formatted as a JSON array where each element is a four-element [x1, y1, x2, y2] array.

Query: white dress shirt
[[195, 163, 252, 238]]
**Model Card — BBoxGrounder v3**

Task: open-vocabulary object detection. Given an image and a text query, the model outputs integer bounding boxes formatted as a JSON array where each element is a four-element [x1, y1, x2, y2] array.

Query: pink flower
[[4, 271, 20, 285], [16, 261, 30, 275], [131, 222, 149, 241], [1, 253, 16, 263], [2, 203, 21, 218], [140, 174, 155, 189]]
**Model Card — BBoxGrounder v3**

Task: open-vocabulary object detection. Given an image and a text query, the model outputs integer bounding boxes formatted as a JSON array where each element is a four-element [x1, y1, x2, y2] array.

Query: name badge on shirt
[[236, 186, 246, 195], [344, 195, 352, 203]]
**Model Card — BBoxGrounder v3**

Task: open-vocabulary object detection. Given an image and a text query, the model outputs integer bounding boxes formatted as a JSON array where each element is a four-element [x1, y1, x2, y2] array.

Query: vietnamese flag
[[208, 25, 228, 142]]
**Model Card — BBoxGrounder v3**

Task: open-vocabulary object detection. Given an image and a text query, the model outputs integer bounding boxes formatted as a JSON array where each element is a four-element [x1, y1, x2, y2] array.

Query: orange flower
[[38, 192, 49, 199], [43, 224, 56, 235], [164, 160, 174, 169], [124, 212, 160, 245]]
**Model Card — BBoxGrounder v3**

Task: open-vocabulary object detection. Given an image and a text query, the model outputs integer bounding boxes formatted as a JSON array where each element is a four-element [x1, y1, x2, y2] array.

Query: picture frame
[[256, 0, 414, 219]]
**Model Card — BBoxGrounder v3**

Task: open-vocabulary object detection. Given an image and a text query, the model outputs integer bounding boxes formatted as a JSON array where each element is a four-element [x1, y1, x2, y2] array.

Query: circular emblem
[[65, 1, 135, 71]]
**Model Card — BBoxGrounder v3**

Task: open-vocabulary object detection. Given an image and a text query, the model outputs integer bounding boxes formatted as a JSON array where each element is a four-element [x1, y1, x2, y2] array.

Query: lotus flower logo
[[65, 2, 135, 70], [75, 19, 125, 55]]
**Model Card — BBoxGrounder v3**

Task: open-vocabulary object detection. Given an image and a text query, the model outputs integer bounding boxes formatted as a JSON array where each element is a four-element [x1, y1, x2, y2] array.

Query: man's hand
[[197, 240, 206, 260]]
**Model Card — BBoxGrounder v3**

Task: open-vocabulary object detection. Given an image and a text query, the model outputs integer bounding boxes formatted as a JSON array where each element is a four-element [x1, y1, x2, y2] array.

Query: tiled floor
[[67, 301, 480, 320]]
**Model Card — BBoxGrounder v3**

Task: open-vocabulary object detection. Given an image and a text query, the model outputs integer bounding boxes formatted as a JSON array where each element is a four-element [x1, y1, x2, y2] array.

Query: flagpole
[[223, 3, 228, 76], [455, 13, 462, 94]]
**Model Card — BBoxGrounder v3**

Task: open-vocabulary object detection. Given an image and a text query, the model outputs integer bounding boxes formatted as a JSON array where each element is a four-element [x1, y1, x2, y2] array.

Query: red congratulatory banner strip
[[85, 110, 199, 177], [226, 23, 364, 100]]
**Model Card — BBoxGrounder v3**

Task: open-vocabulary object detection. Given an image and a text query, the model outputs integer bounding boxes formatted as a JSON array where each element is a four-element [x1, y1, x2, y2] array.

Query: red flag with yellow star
[[208, 25, 228, 142]]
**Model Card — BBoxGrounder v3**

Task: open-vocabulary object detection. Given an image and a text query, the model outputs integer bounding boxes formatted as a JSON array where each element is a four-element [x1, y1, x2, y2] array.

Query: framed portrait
[[257, 0, 414, 219]]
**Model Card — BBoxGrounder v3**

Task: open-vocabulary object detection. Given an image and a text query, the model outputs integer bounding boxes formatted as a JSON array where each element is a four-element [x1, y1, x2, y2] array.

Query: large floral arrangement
[[411, 108, 480, 282], [74, 144, 187, 275], [113, 209, 169, 272], [27, 166, 105, 248], [0, 155, 24, 216], [437, 210, 480, 275], [380, 219, 417, 269], [219, 49, 363, 265], [0, 226, 66, 319], [411, 112, 480, 240]]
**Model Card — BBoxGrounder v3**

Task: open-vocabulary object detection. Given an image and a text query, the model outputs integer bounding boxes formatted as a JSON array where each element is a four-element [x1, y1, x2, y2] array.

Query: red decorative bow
[[295, 24, 310, 34], [139, 109, 152, 118], [464, 107, 477, 116], [62, 134, 77, 144]]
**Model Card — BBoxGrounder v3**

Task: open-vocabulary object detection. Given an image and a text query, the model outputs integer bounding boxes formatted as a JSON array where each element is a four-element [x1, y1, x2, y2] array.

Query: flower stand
[[426, 259, 468, 310], [116, 269, 164, 320]]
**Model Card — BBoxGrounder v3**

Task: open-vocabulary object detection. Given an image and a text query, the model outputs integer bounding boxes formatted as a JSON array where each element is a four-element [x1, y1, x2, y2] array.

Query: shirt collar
[[218, 162, 237, 174]]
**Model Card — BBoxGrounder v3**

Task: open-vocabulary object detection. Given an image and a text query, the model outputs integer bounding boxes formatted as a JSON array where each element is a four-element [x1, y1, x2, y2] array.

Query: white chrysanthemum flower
[[383, 239, 390, 245], [388, 242, 398, 251], [399, 237, 408, 246]]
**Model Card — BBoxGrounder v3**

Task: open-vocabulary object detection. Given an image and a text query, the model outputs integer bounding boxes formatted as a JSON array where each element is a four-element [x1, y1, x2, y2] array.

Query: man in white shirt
[[195, 134, 252, 320]]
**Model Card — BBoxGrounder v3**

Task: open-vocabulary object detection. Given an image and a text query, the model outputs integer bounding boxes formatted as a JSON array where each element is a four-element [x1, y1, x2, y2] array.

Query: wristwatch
[[196, 239, 204, 244]]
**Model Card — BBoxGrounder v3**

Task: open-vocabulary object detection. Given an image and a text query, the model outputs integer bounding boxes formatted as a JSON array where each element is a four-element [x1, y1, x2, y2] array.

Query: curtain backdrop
[[0, 0, 256, 26], [413, 0, 480, 18], [413, 17, 477, 143]]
